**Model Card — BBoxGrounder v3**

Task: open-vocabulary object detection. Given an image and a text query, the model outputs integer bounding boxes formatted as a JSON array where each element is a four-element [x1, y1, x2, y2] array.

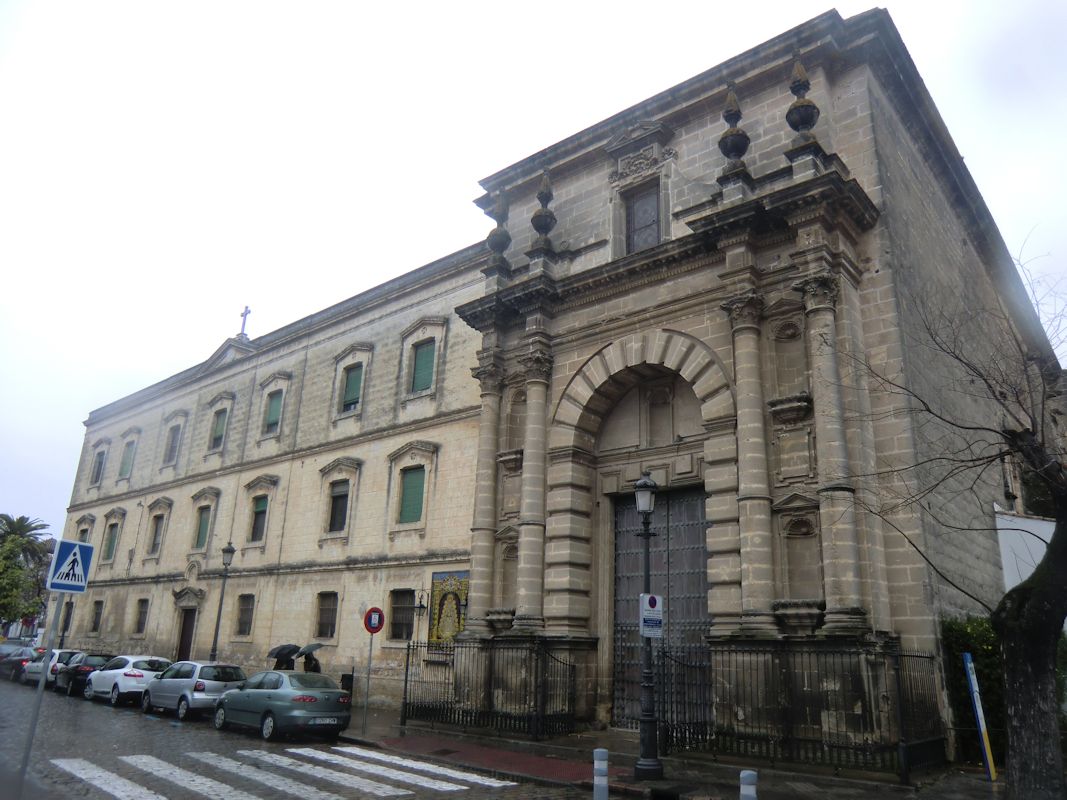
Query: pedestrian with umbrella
[[267, 643, 300, 670], [297, 643, 323, 673]]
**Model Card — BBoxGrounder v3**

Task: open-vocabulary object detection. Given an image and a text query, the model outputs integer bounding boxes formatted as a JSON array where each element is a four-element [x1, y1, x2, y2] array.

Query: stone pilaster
[[513, 341, 552, 630], [794, 272, 867, 634], [722, 290, 777, 634], [464, 354, 504, 637]]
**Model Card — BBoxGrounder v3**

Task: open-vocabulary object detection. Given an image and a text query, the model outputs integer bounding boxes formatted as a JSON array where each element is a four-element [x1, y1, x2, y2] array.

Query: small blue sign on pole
[[46, 541, 94, 593]]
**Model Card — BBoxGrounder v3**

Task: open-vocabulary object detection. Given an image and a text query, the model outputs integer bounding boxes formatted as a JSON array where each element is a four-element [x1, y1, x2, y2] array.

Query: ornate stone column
[[722, 290, 777, 633], [794, 272, 867, 633], [513, 339, 552, 630], [464, 353, 504, 636]]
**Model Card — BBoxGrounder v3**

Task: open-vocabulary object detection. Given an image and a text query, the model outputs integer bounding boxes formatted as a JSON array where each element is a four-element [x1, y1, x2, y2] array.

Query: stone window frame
[[189, 486, 221, 555], [160, 409, 189, 470], [242, 474, 279, 552], [386, 441, 438, 540], [205, 391, 235, 456], [75, 513, 96, 544], [116, 427, 141, 484], [399, 318, 447, 404], [318, 457, 362, 544], [88, 438, 110, 487], [88, 599, 105, 635], [315, 590, 339, 640], [235, 593, 255, 638], [493, 526, 520, 611], [332, 343, 374, 424], [388, 588, 416, 641], [132, 597, 150, 638], [258, 372, 292, 441], [771, 493, 824, 603], [101, 507, 127, 565], [605, 121, 676, 260], [144, 496, 173, 561]]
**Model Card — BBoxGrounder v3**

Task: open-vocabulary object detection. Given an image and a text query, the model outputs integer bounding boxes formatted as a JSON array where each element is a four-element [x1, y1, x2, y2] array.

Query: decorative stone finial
[[485, 192, 511, 274], [786, 60, 820, 141], [530, 171, 556, 251], [718, 86, 751, 174]]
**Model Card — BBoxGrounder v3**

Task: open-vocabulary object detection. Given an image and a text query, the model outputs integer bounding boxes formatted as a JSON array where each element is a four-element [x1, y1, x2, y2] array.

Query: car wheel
[[177, 697, 192, 721], [83, 680, 94, 701], [141, 692, 153, 713], [212, 705, 228, 731], [260, 712, 279, 741], [109, 685, 121, 706]]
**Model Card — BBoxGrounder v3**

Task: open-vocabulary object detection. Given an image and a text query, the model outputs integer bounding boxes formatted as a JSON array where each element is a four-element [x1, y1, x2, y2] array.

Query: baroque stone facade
[[58, 10, 1048, 724]]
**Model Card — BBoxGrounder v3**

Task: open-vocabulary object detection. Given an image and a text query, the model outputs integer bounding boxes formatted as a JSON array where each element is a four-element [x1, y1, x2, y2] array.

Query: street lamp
[[414, 590, 428, 641], [208, 542, 236, 661], [633, 470, 663, 781]]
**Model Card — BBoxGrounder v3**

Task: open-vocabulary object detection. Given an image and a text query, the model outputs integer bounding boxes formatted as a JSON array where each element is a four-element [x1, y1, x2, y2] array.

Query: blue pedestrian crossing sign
[[47, 541, 94, 593]]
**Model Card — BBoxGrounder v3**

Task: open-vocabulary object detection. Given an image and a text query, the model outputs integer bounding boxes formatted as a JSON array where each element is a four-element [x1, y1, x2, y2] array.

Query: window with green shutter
[[194, 505, 211, 549], [263, 390, 283, 435], [209, 408, 228, 450], [90, 450, 107, 484], [250, 495, 268, 541], [118, 440, 136, 479], [104, 522, 119, 560], [163, 424, 182, 464], [341, 364, 363, 413], [410, 340, 435, 393], [398, 466, 425, 524]]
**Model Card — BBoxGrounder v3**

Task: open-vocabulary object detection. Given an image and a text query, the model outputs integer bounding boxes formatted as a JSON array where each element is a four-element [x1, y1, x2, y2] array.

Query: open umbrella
[[267, 643, 301, 659], [296, 643, 323, 658]]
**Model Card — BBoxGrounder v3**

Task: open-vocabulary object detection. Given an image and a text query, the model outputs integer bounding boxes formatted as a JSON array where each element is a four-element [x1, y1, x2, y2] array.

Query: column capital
[[471, 361, 505, 394], [793, 271, 839, 312], [721, 290, 765, 331], [519, 346, 553, 383]]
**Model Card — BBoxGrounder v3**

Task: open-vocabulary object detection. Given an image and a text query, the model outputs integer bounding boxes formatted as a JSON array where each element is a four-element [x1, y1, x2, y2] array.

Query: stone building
[[58, 9, 1055, 752]]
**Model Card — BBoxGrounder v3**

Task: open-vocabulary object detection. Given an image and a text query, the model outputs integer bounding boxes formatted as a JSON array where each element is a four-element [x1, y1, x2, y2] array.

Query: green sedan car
[[212, 670, 351, 741]]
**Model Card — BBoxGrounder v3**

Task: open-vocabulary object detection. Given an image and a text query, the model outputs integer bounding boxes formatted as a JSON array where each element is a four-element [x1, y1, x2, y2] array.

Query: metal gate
[[612, 486, 708, 728]]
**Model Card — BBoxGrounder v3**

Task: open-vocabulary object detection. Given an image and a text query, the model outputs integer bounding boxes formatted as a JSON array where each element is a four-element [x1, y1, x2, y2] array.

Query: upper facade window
[[160, 410, 187, 468], [625, 181, 660, 254], [333, 343, 373, 424], [190, 486, 221, 552], [250, 495, 268, 542], [257, 372, 291, 441], [75, 514, 95, 544], [387, 441, 437, 538], [209, 409, 229, 451], [117, 427, 140, 481], [341, 366, 363, 412], [145, 496, 172, 557], [243, 474, 279, 547], [398, 466, 425, 524], [328, 480, 349, 532], [318, 457, 361, 542], [88, 439, 110, 486], [399, 318, 446, 403], [101, 507, 126, 563]]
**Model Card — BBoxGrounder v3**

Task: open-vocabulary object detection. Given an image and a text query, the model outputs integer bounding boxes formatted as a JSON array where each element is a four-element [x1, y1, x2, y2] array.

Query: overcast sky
[[1, 0, 1063, 539]]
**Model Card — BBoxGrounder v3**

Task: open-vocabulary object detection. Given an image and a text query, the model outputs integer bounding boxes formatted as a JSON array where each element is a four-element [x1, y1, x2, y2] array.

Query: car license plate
[[310, 717, 338, 725]]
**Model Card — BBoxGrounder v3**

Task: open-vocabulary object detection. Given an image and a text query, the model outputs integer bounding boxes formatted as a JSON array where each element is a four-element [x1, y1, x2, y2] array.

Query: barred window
[[135, 599, 149, 634], [236, 594, 255, 636], [90, 600, 104, 633], [316, 592, 338, 638], [390, 589, 415, 641]]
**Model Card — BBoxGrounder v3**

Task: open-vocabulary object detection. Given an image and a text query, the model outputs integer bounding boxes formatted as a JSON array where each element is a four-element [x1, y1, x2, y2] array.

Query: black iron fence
[[652, 641, 945, 780], [401, 638, 577, 740]]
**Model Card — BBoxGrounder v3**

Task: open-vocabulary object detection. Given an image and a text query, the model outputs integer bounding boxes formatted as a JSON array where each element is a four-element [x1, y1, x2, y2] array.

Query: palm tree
[[0, 515, 50, 567]]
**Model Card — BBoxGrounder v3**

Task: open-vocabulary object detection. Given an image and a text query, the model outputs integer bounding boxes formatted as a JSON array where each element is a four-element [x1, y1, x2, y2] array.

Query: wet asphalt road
[[0, 678, 588, 799]]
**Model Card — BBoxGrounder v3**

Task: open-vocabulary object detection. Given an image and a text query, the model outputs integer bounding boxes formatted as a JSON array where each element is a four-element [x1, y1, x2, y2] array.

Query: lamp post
[[208, 542, 236, 661], [414, 590, 428, 641], [633, 471, 663, 781]]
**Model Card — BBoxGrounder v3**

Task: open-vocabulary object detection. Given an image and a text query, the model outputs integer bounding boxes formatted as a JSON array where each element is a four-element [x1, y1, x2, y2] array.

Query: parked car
[[0, 647, 39, 681], [22, 649, 81, 686], [212, 670, 350, 741], [142, 661, 246, 720], [85, 655, 172, 705], [54, 652, 114, 696]]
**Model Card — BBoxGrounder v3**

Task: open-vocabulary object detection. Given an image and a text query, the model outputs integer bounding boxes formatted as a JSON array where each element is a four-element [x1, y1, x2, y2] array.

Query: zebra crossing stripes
[[237, 750, 412, 797], [121, 755, 263, 800], [333, 745, 517, 787], [289, 747, 467, 791], [187, 752, 347, 800], [51, 758, 168, 800]]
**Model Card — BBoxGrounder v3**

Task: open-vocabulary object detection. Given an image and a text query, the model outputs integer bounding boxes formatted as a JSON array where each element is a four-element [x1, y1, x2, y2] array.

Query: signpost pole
[[363, 632, 374, 736], [17, 590, 66, 800]]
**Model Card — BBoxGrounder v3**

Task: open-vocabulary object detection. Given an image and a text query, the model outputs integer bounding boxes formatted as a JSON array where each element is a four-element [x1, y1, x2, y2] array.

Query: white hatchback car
[[84, 655, 172, 706], [22, 649, 81, 686]]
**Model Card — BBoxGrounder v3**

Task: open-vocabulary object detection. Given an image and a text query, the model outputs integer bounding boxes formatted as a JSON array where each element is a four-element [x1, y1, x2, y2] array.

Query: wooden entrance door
[[177, 608, 197, 661], [611, 486, 708, 728]]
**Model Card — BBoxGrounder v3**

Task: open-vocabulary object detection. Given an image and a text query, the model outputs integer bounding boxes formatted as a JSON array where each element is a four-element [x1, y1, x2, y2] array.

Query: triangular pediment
[[200, 337, 258, 375], [244, 474, 280, 492], [320, 457, 363, 476], [772, 492, 819, 511], [604, 120, 674, 157]]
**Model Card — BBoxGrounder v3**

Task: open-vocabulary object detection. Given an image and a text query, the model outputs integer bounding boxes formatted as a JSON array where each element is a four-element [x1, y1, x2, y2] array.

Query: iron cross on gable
[[239, 306, 251, 336]]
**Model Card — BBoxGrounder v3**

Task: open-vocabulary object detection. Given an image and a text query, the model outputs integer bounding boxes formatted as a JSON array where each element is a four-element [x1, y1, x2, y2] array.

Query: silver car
[[141, 661, 247, 720]]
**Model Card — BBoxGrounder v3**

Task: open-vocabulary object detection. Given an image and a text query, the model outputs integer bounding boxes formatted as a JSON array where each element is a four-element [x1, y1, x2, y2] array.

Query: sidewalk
[[338, 709, 1007, 799]]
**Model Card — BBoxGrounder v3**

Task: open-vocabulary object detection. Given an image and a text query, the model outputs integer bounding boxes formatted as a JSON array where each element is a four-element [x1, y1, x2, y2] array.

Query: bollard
[[740, 769, 757, 800], [593, 748, 609, 800]]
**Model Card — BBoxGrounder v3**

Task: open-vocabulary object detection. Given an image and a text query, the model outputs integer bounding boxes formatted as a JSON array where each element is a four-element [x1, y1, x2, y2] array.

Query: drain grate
[[430, 748, 458, 756]]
